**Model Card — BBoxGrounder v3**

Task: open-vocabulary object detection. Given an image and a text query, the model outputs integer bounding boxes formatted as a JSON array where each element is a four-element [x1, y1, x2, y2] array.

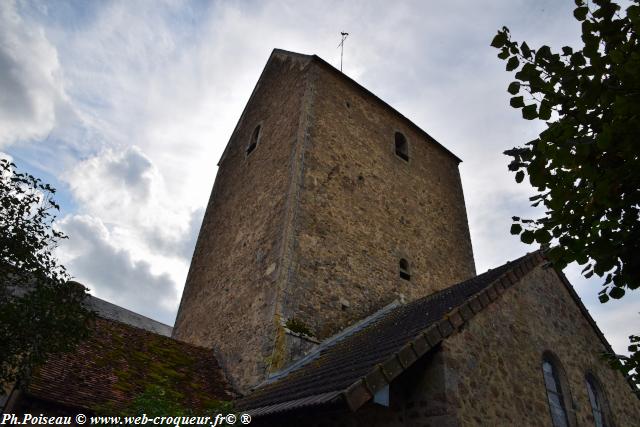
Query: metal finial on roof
[[338, 31, 349, 72]]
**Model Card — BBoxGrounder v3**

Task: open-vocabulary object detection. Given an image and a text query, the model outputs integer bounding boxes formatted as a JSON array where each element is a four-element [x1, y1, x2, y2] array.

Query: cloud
[[63, 146, 192, 247], [60, 146, 195, 294], [0, 0, 66, 148], [6, 0, 636, 354], [146, 207, 205, 261], [64, 146, 158, 216], [57, 214, 177, 324]]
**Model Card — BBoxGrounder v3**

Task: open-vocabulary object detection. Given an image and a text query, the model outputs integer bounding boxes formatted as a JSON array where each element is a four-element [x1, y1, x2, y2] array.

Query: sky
[[1, 0, 637, 355]]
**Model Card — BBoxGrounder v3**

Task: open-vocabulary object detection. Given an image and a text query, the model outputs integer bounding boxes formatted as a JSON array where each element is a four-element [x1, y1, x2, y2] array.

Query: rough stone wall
[[282, 62, 476, 341], [254, 351, 453, 427], [173, 51, 478, 387], [443, 265, 640, 426], [172, 52, 311, 390], [256, 266, 639, 426]]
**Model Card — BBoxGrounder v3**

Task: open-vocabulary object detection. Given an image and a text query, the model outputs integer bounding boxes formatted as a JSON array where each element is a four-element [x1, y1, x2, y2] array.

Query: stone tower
[[172, 49, 476, 391]]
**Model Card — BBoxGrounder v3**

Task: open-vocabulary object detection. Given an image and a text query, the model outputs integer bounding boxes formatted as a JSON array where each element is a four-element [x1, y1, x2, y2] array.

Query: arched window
[[542, 355, 570, 427], [585, 374, 607, 427], [394, 132, 409, 162], [247, 124, 260, 156], [399, 258, 410, 281]]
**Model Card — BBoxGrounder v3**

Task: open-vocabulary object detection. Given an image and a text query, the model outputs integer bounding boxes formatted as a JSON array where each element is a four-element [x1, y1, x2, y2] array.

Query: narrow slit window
[[399, 258, 411, 281], [395, 132, 409, 162], [247, 125, 260, 156]]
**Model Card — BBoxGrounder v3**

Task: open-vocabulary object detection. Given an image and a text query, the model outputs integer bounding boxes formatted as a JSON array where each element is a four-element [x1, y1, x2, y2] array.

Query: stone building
[[172, 49, 476, 390], [172, 49, 639, 425], [4, 49, 639, 426]]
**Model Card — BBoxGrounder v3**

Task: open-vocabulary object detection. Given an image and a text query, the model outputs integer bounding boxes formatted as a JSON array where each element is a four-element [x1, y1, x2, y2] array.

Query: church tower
[[172, 49, 476, 391]]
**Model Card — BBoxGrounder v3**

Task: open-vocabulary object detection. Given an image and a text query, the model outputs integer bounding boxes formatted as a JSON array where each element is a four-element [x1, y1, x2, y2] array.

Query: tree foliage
[[112, 378, 234, 424], [0, 158, 92, 392], [605, 333, 640, 391], [492, 0, 639, 388]]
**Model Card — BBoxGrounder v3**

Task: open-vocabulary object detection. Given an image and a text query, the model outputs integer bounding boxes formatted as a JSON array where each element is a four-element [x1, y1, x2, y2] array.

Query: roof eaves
[[341, 251, 544, 412], [246, 391, 342, 418], [243, 252, 545, 416]]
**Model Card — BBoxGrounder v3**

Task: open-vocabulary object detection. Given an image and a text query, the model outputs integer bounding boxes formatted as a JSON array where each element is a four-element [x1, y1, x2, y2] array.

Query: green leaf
[[515, 62, 539, 81], [510, 96, 525, 108], [610, 50, 624, 65], [490, 32, 508, 48], [507, 81, 521, 95], [598, 293, 609, 303], [506, 56, 520, 71], [534, 229, 552, 244], [570, 52, 586, 66], [561, 46, 573, 56], [521, 230, 535, 244], [538, 100, 552, 120], [493, 3, 639, 327], [609, 287, 625, 299], [498, 49, 510, 60], [510, 224, 522, 235], [535, 46, 552, 61], [574, 6, 588, 20], [595, 131, 612, 150], [522, 104, 538, 120]]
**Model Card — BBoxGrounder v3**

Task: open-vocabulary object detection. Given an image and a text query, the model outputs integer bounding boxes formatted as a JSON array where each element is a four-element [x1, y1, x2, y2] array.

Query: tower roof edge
[[217, 48, 462, 167], [275, 48, 463, 164]]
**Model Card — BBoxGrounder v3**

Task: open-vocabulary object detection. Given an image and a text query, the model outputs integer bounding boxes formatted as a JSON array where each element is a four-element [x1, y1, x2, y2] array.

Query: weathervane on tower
[[338, 31, 349, 72]]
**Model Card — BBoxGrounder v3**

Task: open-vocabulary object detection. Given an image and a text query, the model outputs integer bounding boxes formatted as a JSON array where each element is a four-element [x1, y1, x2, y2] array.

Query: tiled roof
[[238, 252, 545, 416], [27, 317, 236, 412]]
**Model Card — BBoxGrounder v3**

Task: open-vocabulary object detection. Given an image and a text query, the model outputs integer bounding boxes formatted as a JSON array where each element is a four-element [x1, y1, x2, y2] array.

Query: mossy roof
[[27, 317, 236, 412]]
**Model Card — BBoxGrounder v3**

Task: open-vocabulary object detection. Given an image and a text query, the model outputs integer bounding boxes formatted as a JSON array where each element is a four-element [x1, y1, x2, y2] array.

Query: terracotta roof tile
[[27, 317, 236, 412]]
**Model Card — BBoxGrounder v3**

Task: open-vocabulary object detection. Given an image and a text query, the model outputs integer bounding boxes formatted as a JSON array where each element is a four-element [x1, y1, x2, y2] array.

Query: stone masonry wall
[[255, 349, 456, 427], [175, 51, 478, 387], [256, 265, 639, 426], [443, 265, 640, 426], [172, 52, 311, 390], [282, 62, 476, 340]]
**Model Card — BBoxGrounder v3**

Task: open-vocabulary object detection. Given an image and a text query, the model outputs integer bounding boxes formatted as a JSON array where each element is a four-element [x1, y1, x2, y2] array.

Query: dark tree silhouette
[[0, 158, 92, 391], [492, 0, 639, 389]]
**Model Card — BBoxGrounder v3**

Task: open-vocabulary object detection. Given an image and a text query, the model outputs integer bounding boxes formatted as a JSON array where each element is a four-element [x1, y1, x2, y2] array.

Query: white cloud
[[5, 0, 636, 355], [0, 0, 66, 148], [65, 146, 156, 208], [57, 214, 177, 324], [61, 146, 194, 288]]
